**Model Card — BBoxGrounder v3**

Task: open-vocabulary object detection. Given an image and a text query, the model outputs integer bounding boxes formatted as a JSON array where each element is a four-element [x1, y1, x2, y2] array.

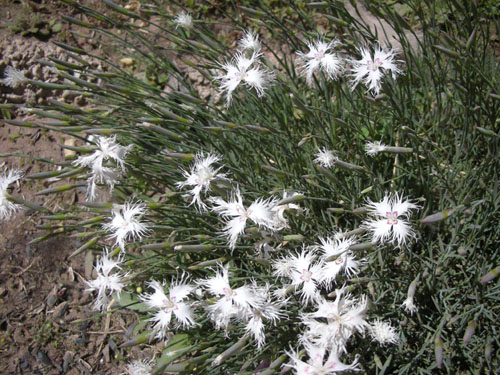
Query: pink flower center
[[300, 268, 313, 282], [163, 297, 177, 311], [327, 312, 343, 325], [196, 168, 212, 185], [223, 287, 237, 301], [237, 70, 248, 81], [237, 206, 248, 221], [253, 310, 262, 321], [367, 58, 383, 72], [386, 211, 398, 225], [335, 256, 344, 265], [314, 49, 325, 61], [326, 361, 337, 369]]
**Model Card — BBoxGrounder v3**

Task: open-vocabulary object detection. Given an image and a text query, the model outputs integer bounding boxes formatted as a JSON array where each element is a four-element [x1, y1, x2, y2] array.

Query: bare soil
[[0, 1, 153, 374]]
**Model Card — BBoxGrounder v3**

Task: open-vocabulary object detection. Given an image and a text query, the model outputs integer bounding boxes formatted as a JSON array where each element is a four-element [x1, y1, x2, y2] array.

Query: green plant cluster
[[2, 0, 499, 374], [4, 1, 63, 39]]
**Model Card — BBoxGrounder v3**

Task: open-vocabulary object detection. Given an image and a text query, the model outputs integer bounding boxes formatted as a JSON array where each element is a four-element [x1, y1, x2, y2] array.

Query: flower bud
[[463, 320, 477, 345], [435, 334, 444, 369], [211, 337, 247, 367], [480, 265, 500, 284]]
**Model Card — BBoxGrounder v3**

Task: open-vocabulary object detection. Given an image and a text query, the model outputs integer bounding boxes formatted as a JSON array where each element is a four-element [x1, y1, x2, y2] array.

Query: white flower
[[362, 192, 419, 247], [103, 201, 150, 250], [173, 12, 192, 29], [73, 136, 133, 200], [243, 283, 284, 349], [318, 236, 362, 288], [86, 249, 127, 311], [303, 287, 368, 351], [127, 359, 155, 375], [202, 264, 264, 330], [349, 45, 402, 95], [176, 152, 229, 210], [273, 285, 292, 300], [1, 66, 28, 88], [140, 277, 197, 339], [402, 275, 419, 315], [272, 191, 303, 229], [365, 141, 387, 156], [297, 39, 343, 86], [288, 249, 323, 305], [216, 51, 274, 106], [87, 166, 122, 201], [287, 342, 359, 375], [239, 30, 261, 52], [0, 168, 23, 220], [402, 296, 417, 315], [370, 319, 398, 345], [272, 256, 295, 279], [209, 188, 280, 249], [314, 148, 338, 168], [74, 135, 131, 171]]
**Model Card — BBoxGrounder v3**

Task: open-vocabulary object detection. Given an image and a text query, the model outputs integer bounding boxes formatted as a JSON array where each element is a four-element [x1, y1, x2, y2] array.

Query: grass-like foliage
[[2, 0, 499, 374]]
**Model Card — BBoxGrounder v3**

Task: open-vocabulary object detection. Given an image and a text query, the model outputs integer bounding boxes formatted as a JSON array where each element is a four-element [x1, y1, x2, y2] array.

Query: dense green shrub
[[2, 0, 499, 374]]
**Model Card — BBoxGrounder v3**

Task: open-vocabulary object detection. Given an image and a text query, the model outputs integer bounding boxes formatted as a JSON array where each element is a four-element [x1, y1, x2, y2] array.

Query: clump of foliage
[[1, 0, 499, 374], [4, 0, 63, 39]]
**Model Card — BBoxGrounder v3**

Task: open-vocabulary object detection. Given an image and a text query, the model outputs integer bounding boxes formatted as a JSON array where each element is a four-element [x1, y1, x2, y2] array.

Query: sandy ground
[[0, 1, 152, 373]]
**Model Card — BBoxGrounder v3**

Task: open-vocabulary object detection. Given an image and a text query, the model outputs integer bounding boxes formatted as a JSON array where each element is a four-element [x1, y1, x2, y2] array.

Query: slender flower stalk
[[365, 141, 413, 156]]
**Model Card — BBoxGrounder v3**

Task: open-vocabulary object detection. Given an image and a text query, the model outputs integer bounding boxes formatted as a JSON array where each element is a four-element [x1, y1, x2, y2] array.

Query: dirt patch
[[0, 1, 154, 374]]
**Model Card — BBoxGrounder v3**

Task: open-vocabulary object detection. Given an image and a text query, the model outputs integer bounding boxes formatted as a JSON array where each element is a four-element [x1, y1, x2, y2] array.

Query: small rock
[[53, 301, 68, 319], [25, 244, 32, 257], [120, 57, 135, 66], [102, 344, 110, 363], [84, 251, 94, 279], [19, 351, 30, 370], [46, 292, 58, 308], [63, 351, 74, 373], [63, 137, 76, 157], [75, 95, 86, 106], [37, 350, 52, 367]]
